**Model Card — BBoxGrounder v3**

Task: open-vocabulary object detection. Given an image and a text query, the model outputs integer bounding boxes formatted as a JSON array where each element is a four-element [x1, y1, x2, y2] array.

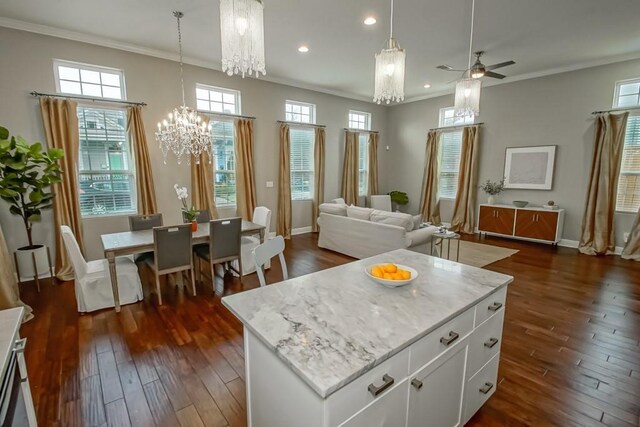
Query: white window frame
[[437, 107, 474, 200], [289, 126, 315, 201], [358, 133, 369, 197], [196, 84, 241, 115], [207, 117, 237, 207], [349, 110, 372, 131], [285, 100, 316, 124], [613, 78, 640, 109], [53, 59, 126, 100], [613, 79, 640, 213]]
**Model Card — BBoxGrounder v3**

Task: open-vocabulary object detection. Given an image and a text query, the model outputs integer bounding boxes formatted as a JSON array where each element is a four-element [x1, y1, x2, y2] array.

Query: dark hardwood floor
[[18, 233, 640, 426]]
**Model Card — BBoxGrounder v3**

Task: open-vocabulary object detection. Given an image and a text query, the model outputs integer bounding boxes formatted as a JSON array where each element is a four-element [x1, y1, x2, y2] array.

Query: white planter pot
[[487, 195, 496, 205], [14, 245, 53, 282]]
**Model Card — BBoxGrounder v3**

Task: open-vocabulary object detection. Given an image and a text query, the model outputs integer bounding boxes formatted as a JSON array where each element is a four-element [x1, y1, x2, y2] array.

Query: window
[[196, 84, 241, 114], [614, 79, 640, 213], [54, 60, 125, 100], [77, 107, 136, 216], [290, 128, 315, 200], [286, 100, 315, 124], [438, 107, 474, 199], [349, 110, 371, 130], [210, 120, 237, 207], [358, 134, 369, 196]]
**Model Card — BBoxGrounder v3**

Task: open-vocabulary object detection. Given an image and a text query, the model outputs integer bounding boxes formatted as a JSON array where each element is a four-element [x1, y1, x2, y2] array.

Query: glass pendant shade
[[220, 0, 266, 78], [373, 38, 406, 104], [454, 78, 481, 118]]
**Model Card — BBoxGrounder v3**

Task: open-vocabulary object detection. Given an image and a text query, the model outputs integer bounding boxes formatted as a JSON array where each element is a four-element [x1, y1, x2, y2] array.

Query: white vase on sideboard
[[487, 195, 496, 205]]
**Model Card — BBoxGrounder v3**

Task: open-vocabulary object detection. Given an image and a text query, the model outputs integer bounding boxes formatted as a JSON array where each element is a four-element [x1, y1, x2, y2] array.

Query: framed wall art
[[503, 145, 556, 190]]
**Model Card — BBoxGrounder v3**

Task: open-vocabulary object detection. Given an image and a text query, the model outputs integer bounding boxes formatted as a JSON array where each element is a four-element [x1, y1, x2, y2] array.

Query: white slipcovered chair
[[60, 225, 143, 312], [253, 235, 288, 287], [370, 195, 392, 211], [236, 206, 272, 275]]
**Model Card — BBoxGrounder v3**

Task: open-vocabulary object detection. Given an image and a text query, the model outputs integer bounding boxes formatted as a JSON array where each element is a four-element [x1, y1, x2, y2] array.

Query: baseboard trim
[[555, 239, 623, 254], [291, 226, 313, 236]]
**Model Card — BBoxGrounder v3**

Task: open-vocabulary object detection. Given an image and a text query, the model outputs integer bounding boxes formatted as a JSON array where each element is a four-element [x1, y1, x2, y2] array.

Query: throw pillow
[[413, 214, 423, 231], [331, 198, 346, 205], [370, 210, 414, 232], [346, 205, 374, 221], [319, 203, 348, 216]]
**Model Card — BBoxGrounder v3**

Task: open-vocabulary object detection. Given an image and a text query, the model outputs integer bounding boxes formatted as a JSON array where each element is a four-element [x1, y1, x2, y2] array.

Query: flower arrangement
[[174, 184, 197, 222], [480, 179, 505, 196]]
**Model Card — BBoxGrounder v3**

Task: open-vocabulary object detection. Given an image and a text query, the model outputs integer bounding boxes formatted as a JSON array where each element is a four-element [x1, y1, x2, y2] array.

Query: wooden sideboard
[[478, 204, 565, 244]]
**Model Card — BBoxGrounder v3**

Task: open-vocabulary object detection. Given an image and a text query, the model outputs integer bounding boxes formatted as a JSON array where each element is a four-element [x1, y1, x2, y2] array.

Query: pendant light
[[220, 0, 266, 78], [373, 0, 406, 104], [454, 0, 482, 118], [156, 12, 213, 165]]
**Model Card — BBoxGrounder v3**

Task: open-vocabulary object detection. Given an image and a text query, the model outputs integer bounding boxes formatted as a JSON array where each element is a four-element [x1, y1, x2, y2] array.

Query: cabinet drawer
[[467, 309, 505, 377], [474, 286, 507, 327], [338, 378, 409, 427], [463, 352, 500, 424], [409, 307, 474, 373], [327, 348, 409, 427]]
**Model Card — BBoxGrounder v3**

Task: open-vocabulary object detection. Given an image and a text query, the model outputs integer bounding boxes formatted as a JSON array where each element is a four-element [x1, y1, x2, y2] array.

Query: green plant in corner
[[0, 126, 64, 248], [388, 190, 409, 209]]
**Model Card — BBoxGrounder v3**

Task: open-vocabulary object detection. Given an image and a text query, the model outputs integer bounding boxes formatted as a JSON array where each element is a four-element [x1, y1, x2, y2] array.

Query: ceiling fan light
[[471, 69, 485, 79], [454, 78, 481, 118]]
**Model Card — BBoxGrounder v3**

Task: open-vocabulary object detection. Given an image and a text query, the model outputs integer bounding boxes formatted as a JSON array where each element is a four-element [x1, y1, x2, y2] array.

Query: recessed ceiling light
[[423, 84, 431, 89], [364, 16, 377, 25], [298, 45, 309, 53]]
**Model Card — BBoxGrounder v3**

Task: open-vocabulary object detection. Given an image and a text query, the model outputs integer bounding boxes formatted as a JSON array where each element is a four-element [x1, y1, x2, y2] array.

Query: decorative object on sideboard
[[388, 190, 409, 212], [0, 126, 63, 289], [504, 145, 556, 190], [512, 200, 529, 208], [174, 184, 198, 232], [479, 179, 505, 205], [542, 200, 559, 210]]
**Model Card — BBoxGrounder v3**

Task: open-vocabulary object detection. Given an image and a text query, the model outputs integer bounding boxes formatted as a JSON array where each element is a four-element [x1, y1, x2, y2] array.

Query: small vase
[[487, 195, 496, 205], [191, 221, 198, 232]]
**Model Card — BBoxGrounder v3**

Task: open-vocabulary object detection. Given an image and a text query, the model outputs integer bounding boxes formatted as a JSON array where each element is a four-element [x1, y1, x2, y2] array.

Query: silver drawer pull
[[13, 338, 26, 354], [368, 374, 394, 397], [484, 338, 499, 349], [479, 382, 494, 394], [411, 378, 423, 390], [488, 302, 503, 312], [440, 331, 460, 346]]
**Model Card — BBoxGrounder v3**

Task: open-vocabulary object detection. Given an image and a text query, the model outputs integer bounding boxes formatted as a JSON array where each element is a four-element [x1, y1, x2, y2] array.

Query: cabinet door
[[339, 379, 408, 427], [479, 206, 514, 235], [478, 206, 496, 233], [407, 344, 467, 427], [515, 210, 558, 241], [536, 211, 559, 241]]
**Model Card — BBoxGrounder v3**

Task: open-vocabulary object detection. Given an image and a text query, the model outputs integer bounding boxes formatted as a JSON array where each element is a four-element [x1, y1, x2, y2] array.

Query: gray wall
[[0, 27, 389, 260], [384, 59, 640, 245]]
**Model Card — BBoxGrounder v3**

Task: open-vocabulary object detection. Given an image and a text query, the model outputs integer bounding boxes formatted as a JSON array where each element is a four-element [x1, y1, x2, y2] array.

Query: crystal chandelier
[[373, 0, 405, 104], [156, 12, 212, 165], [454, 0, 482, 118], [220, 0, 266, 78]]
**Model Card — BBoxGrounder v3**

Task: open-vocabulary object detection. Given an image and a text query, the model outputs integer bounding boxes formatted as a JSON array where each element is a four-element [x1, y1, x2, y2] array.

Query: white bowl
[[365, 264, 419, 288]]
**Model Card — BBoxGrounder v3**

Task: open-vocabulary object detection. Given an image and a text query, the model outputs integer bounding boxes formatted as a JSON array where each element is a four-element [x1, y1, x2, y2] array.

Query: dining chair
[[253, 235, 288, 287], [145, 224, 196, 305], [195, 217, 242, 294], [128, 213, 163, 231], [182, 209, 211, 224], [60, 225, 144, 312], [235, 206, 271, 275]]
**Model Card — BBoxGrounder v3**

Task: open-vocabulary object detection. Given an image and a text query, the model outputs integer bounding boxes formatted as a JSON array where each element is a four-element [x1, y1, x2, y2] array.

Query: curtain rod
[[344, 128, 379, 134], [30, 91, 147, 107], [277, 120, 326, 128], [591, 106, 640, 115], [197, 110, 256, 120], [429, 122, 484, 131]]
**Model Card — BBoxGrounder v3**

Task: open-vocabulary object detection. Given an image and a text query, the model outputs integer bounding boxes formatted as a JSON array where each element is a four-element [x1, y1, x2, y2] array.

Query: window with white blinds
[[358, 134, 368, 196], [613, 80, 640, 213], [290, 128, 315, 200], [77, 107, 136, 216], [210, 120, 237, 207], [437, 107, 474, 199], [196, 85, 240, 114], [54, 60, 125, 100]]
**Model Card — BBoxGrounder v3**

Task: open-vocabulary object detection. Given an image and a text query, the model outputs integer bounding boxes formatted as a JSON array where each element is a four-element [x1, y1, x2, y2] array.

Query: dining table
[[101, 220, 266, 312]]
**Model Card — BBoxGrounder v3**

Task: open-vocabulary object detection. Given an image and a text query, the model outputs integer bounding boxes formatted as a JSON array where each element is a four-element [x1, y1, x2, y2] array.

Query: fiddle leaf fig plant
[[0, 126, 64, 248]]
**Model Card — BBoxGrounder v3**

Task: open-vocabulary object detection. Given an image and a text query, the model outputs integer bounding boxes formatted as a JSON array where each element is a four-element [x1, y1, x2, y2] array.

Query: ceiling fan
[[437, 51, 515, 79]]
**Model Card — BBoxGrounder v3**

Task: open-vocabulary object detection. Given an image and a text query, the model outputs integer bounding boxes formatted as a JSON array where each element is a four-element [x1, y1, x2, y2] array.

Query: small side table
[[431, 232, 461, 262]]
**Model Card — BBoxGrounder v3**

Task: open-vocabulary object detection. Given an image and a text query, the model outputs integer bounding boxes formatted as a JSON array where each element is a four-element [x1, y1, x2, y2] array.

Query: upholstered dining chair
[[60, 225, 143, 312], [182, 209, 211, 224], [253, 235, 288, 287], [145, 224, 196, 305], [235, 206, 271, 275], [195, 217, 242, 294], [128, 213, 163, 231]]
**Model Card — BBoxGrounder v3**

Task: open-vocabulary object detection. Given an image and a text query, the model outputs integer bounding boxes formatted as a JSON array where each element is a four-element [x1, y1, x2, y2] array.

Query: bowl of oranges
[[365, 263, 418, 288]]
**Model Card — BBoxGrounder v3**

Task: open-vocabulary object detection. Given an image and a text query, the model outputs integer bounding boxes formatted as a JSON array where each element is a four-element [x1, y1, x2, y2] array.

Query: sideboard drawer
[[463, 352, 500, 424], [467, 309, 505, 377], [409, 307, 474, 373], [327, 347, 410, 427], [474, 287, 507, 327]]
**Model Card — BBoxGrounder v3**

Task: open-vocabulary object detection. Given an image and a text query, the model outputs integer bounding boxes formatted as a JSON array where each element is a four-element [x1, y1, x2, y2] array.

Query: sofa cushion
[[407, 226, 439, 247], [347, 205, 374, 221], [413, 214, 423, 231], [319, 203, 348, 216], [370, 210, 414, 232], [331, 198, 346, 205]]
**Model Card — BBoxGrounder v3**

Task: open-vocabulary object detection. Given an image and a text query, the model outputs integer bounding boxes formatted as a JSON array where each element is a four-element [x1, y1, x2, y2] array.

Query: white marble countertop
[[222, 249, 513, 398], [0, 307, 24, 379]]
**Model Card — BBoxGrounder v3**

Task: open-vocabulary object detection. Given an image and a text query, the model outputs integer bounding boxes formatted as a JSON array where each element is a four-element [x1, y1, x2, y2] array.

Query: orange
[[383, 273, 394, 280], [392, 272, 404, 280], [400, 270, 411, 280], [383, 263, 398, 274], [371, 266, 384, 278]]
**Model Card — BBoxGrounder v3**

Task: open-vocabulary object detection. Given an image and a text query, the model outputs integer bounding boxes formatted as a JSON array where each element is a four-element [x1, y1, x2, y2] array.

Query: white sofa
[[317, 202, 439, 259]]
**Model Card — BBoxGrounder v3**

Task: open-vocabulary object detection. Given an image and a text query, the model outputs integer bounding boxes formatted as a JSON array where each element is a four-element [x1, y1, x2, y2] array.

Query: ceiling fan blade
[[486, 60, 515, 71], [484, 71, 507, 79], [436, 64, 454, 71]]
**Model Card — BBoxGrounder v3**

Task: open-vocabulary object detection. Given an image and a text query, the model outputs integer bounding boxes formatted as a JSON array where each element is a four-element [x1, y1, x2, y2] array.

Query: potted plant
[[480, 179, 505, 205], [388, 190, 409, 212], [174, 184, 198, 231], [0, 126, 63, 282]]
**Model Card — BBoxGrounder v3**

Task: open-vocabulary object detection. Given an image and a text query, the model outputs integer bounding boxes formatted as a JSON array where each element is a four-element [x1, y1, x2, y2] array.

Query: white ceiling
[[1, 0, 640, 103]]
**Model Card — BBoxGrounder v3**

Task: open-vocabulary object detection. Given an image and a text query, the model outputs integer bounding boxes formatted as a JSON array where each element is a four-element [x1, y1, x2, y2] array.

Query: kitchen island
[[222, 249, 513, 427]]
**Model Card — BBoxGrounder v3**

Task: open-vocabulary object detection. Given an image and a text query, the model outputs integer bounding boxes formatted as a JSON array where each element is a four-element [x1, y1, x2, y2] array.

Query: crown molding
[[0, 16, 374, 103]]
